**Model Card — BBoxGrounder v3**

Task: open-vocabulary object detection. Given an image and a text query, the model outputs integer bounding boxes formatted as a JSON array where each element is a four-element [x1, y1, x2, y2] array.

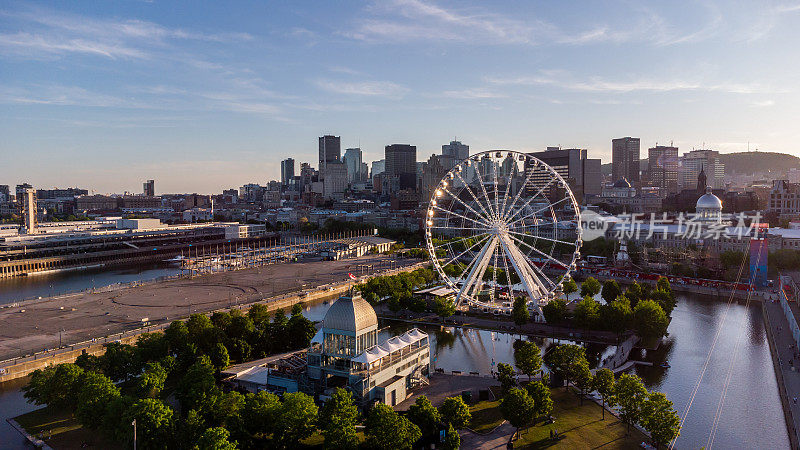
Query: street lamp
[[132, 419, 137, 450]]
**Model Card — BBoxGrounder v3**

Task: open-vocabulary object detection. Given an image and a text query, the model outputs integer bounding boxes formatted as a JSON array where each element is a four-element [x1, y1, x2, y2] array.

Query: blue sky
[[2, 0, 799, 193]]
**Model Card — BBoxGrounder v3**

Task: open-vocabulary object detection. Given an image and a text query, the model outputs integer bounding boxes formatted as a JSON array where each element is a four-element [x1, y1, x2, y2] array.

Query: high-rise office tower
[[343, 148, 363, 183], [612, 137, 641, 183], [527, 147, 602, 198], [318, 135, 341, 172], [647, 145, 679, 193], [680, 149, 725, 190], [281, 158, 295, 187], [385, 144, 417, 192], [371, 160, 385, 177], [441, 140, 470, 170], [0, 185, 9, 202], [143, 179, 155, 196]]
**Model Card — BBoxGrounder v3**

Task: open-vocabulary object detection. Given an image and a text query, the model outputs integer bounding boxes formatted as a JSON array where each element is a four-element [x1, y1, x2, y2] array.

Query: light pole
[[132, 419, 137, 450]]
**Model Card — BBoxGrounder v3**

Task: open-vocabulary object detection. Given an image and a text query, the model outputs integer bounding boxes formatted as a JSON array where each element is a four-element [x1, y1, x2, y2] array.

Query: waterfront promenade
[[0, 255, 420, 367], [764, 298, 800, 449]]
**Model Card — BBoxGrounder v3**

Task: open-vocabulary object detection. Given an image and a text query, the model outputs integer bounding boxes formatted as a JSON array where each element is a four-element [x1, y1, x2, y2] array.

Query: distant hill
[[600, 151, 800, 177]]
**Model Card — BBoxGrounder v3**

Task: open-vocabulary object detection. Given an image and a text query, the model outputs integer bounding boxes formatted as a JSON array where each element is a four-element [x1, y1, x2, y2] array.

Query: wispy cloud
[[486, 71, 785, 95], [441, 88, 507, 99], [751, 99, 776, 107], [314, 79, 409, 97], [0, 6, 253, 60]]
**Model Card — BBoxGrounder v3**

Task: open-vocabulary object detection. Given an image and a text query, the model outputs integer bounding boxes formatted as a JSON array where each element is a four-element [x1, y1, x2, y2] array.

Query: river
[[0, 276, 790, 449]]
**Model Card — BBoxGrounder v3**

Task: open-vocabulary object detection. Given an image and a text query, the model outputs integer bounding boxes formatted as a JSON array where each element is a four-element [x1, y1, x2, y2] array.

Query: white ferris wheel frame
[[424, 150, 583, 317]]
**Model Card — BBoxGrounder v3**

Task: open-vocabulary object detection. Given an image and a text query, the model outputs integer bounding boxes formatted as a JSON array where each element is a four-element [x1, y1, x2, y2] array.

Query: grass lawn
[[468, 387, 649, 449], [15, 406, 122, 449], [469, 398, 506, 433]]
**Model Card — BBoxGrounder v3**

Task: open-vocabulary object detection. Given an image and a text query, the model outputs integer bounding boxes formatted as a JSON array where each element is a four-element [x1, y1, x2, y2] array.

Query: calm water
[[0, 275, 789, 449], [0, 262, 180, 305]]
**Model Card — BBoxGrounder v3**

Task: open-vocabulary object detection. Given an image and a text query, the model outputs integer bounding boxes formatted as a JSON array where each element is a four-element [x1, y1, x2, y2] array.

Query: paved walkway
[[763, 299, 800, 449], [459, 422, 515, 449], [394, 373, 498, 411]]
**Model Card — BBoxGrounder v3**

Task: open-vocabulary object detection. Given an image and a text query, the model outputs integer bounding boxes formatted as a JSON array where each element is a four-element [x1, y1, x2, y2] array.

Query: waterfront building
[[696, 186, 723, 222], [307, 291, 430, 406], [612, 137, 640, 183]]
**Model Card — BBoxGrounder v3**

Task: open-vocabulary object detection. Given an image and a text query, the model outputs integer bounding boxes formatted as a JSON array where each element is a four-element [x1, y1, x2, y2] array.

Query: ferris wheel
[[424, 150, 582, 318]]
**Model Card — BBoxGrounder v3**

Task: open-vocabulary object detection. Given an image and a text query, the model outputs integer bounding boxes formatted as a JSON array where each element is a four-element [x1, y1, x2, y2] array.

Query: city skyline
[[3, 1, 800, 192]]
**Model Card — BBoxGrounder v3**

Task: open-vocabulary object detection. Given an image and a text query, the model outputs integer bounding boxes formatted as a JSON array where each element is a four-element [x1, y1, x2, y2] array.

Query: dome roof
[[696, 186, 722, 210], [323, 292, 378, 333], [612, 178, 632, 188]]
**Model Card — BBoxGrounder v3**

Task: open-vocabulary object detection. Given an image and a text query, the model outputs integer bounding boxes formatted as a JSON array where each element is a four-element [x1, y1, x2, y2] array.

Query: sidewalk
[[763, 299, 800, 449]]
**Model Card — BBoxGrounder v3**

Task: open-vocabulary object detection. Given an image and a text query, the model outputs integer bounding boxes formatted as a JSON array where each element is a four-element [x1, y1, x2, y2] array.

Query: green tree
[[442, 423, 460, 450], [365, 403, 422, 450], [408, 395, 441, 438], [123, 398, 174, 449], [164, 320, 190, 353], [650, 289, 677, 316], [319, 388, 359, 449], [76, 371, 121, 429], [633, 300, 669, 340], [209, 391, 244, 430], [135, 333, 169, 363], [497, 362, 516, 393], [624, 281, 643, 307], [440, 396, 471, 429], [196, 427, 237, 450], [177, 356, 220, 414], [179, 409, 206, 446], [243, 390, 280, 438], [543, 344, 585, 388], [542, 298, 567, 324], [102, 342, 140, 382], [23, 363, 84, 409], [572, 358, 593, 405], [562, 278, 578, 300], [500, 388, 535, 438], [211, 311, 233, 330], [287, 312, 317, 349], [187, 314, 213, 339], [433, 297, 456, 318], [210, 343, 230, 371], [592, 368, 616, 420], [580, 277, 602, 298], [601, 280, 622, 304], [512, 297, 530, 326], [641, 392, 681, 449], [603, 297, 633, 334], [525, 381, 553, 419], [573, 296, 600, 329], [137, 362, 168, 398], [613, 373, 648, 434], [513, 341, 542, 381], [245, 303, 269, 327], [275, 392, 318, 448]]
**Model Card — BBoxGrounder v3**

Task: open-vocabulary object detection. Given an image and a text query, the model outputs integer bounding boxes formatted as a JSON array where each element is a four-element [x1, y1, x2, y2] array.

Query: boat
[[660, 362, 671, 368]]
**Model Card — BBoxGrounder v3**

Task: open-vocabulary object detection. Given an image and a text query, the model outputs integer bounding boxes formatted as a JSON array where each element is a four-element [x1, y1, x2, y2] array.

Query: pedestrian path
[[763, 299, 800, 449]]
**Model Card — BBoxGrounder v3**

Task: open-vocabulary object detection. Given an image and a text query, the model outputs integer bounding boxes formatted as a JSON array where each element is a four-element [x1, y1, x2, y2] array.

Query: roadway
[[0, 255, 417, 361]]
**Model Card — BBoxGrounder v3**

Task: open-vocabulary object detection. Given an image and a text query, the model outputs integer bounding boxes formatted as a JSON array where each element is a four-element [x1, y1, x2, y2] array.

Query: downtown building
[[647, 145, 679, 194], [385, 144, 417, 194], [318, 135, 341, 172], [527, 147, 602, 201], [679, 150, 725, 190], [612, 137, 641, 184]]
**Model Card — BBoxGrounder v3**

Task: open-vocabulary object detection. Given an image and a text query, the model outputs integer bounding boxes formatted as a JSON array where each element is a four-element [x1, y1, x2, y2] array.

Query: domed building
[[696, 186, 723, 222], [306, 291, 430, 406]]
